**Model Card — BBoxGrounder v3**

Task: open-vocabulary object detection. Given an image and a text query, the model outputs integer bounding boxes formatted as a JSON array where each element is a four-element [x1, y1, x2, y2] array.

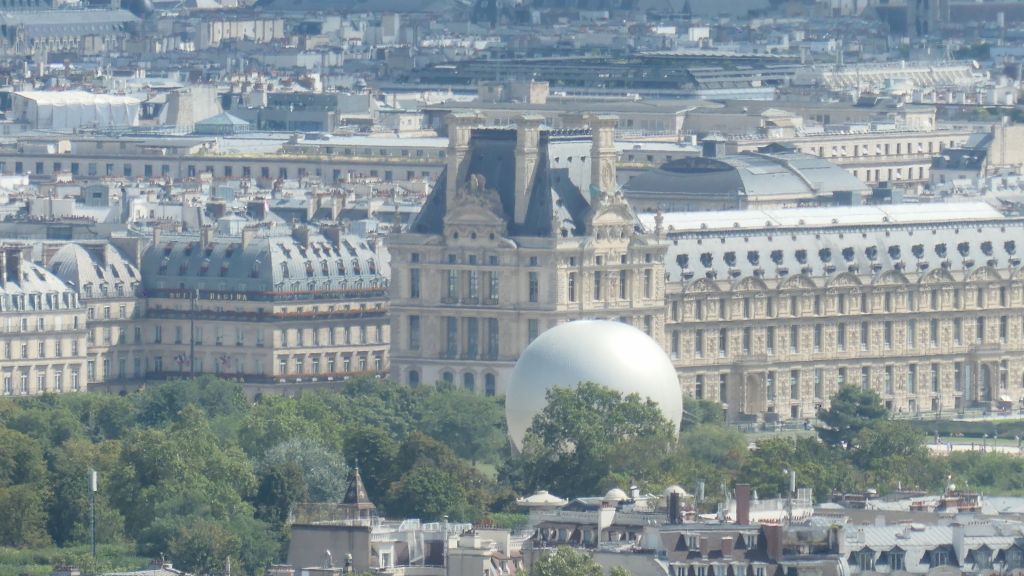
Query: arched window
[[485, 373, 496, 397], [463, 372, 475, 392], [408, 370, 420, 388], [442, 371, 454, 384]]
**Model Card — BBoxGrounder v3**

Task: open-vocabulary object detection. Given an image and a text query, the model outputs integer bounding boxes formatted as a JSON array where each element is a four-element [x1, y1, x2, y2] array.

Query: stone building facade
[[2, 227, 390, 397], [387, 114, 665, 396], [0, 244, 88, 396], [647, 204, 1024, 421]]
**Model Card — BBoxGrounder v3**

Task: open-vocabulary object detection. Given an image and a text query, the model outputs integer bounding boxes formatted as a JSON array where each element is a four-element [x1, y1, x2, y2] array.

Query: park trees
[[506, 382, 676, 497], [816, 385, 888, 449]]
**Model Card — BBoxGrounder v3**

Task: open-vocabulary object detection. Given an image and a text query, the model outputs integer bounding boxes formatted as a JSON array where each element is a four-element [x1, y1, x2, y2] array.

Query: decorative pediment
[[919, 268, 956, 285], [778, 274, 817, 291], [587, 190, 635, 241], [826, 272, 863, 289], [967, 266, 1003, 282], [732, 276, 768, 293], [443, 173, 507, 242], [872, 269, 910, 286], [685, 277, 723, 294]]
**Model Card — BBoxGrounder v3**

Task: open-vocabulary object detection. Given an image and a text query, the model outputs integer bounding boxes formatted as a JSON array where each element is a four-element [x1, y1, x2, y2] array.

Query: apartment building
[[0, 245, 88, 396]]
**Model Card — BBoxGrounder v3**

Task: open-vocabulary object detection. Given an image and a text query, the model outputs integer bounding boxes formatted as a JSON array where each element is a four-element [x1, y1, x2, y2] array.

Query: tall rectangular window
[[837, 323, 846, 352], [790, 370, 800, 399], [885, 366, 894, 395], [718, 328, 728, 358], [567, 273, 577, 303], [619, 270, 628, 299], [488, 271, 499, 303], [976, 317, 985, 343], [409, 268, 420, 299], [466, 318, 478, 359], [408, 315, 420, 350], [931, 363, 940, 392], [671, 331, 680, 358], [487, 318, 499, 358], [954, 318, 962, 345], [594, 271, 602, 301], [909, 364, 918, 394], [790, 325, 799, 354], [527, 319, 539, 344], [907, 319, 917, 349], [838, 367, 847, 387], [644, 269, 653, 299], [814, 324, 823, 352], [861, 366, 871, 389], [445, 317, 457, 357], [954, 362, 964, 391], [930, 319, 939, 346], [528, 272, 539, 303], [1000, 316, 1008, 343], [860, 322, 869, 351], [814, 368, 823, 399], [695, 375, 704, 399], [695, 329, 704, 358], [468, 270, 479, 301], [766, 371, 776, 401], [742, 327, 752, 354], [884, 321, 893, 349], [446, 269, 458, 301], [766, 326, 775, 355]]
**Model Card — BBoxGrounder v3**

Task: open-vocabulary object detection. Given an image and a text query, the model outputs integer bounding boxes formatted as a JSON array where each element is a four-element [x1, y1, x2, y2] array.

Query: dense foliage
[[0, 376, 507, 575], [3, 378, 1023, 576]]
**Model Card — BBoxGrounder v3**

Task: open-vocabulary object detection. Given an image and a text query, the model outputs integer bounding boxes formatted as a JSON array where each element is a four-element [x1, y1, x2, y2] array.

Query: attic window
[[935, 243, 947, 258], [724, 252, 736, 267], [771, 250, 783, 265], [888, 246, 901, 260], [676, 254, 689, 268], [866, 246, 878, 261], [795, 249, 807, 264], [958, 242, 970, 257], [819, 248, 832, 262], [747, 251, 759, 265], [842, 247, 855, 262], [912, 244, 924, 258], [1006, 240, 1017, 255], [981, 241, 993, 256]]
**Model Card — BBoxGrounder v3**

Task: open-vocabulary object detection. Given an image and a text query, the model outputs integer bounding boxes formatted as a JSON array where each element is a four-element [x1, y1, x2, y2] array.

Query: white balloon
[[505, 320, 683, 450]]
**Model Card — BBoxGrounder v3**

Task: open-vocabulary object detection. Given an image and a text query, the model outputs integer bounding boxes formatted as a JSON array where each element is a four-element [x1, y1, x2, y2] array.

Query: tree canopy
[[816, 386, 889, 449]]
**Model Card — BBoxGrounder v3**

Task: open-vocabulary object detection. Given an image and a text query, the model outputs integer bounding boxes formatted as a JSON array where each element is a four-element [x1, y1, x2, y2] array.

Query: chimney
[[586, 114, 618, 197], [292, 224, 311, 247], [668, 492, 680, 524], [200, 225, 215, 248], [3, 246, 21, 286], [698, 537, 711, 558], [445, 112, 481, 214], [152, 226, 162, 247], [241, 226, 257, 250], [721, 537, 735, 557], [952, 523, 965, 565], [513, 114, 543, 224], [763, 524, 783, 562], [735, 484, 752, 525]]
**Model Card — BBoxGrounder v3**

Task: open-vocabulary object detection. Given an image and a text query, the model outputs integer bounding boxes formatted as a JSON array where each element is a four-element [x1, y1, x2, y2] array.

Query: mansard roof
[[140, 230, 386, 296], [410, 128, 596, 238], [643, 203, 1022, 284]]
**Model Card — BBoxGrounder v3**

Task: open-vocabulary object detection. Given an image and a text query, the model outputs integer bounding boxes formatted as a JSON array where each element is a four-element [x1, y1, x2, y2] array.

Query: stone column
[[514, 114, 544, 225], [587, 114, 618, 196], [445, 112, 481, 213]]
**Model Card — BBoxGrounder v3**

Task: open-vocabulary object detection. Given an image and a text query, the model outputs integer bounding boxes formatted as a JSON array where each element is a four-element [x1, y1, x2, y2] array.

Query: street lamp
[[89, 469, 97, 558]]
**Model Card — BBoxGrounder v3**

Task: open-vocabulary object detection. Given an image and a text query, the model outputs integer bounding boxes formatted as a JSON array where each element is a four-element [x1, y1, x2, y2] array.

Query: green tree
[[342, 426, 399, 501], [816, 386, 888, 449], [682, 398, 724, 428], [852, 420, 937, 492], [418, 388, 506, 465], [529, 547, 603, 576], [46, 438, 126, 546], [385, 465, 470, 521], [508, 382, 675, 497]]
